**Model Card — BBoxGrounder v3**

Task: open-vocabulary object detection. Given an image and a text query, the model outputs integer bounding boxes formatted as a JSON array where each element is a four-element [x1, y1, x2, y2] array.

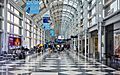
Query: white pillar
[[3, 0, 7, 52], [85, 30, 87, 59]]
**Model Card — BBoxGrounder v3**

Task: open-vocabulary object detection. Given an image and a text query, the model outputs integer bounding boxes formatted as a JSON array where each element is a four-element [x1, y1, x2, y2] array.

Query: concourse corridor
[[0, 50, 119, 75]]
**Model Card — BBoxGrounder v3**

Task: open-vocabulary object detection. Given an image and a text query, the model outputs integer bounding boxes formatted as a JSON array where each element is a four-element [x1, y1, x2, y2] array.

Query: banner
[[50, 29, 55, 36], [43, 14, 50, 30], [9, 37, 21, 47], [43, 17, 50, 23], [42, 23, 50, 30], [26, 0, 40, 14]]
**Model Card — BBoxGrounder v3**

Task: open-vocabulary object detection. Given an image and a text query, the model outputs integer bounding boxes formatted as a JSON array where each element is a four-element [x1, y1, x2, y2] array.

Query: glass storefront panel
[[114, 30, 120, 56], [114, 23, 120, 57]]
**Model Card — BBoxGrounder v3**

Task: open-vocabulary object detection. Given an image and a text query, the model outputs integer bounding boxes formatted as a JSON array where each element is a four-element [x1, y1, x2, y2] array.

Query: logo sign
[[26, 0, 40, 14]]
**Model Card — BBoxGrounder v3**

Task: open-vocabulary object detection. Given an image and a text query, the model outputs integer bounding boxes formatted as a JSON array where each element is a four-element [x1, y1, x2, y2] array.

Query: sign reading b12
[[26, 0, 40, 14]]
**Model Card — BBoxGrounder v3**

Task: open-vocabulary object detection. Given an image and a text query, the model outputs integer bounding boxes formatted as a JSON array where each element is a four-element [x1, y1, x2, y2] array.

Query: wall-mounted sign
[[26, 0, 40, 14], [9, 37, 21, 47]]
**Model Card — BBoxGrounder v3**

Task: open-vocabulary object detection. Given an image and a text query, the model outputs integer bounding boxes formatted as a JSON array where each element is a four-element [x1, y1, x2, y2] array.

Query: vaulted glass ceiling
[[14, 0, 80, 35]]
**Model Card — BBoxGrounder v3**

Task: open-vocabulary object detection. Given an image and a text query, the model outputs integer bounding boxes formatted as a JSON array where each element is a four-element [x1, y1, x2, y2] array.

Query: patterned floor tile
[[31, 72, 58, 75], [59, 71, 82, 75], [9, 70, 31, 74]]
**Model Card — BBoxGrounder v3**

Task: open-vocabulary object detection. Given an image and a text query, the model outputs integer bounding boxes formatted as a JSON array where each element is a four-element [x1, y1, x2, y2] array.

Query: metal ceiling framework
[[14, 0, 80, 35]]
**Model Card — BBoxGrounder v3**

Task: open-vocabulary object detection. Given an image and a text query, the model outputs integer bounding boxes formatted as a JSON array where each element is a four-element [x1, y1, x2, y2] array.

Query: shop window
[[114, 29, 120, 56]]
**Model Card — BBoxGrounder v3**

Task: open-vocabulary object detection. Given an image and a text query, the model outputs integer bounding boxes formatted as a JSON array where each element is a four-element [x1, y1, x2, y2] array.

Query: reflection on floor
[[0, 51, 120, 75]]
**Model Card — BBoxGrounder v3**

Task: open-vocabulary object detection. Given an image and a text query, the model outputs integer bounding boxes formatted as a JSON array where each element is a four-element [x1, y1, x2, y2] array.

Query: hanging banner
[[43, 17, 50, 23], [50, 29, 55, 36], [42, 23, 50, 30], [43, 14, 51, 30], [26, 0, 40, 14]]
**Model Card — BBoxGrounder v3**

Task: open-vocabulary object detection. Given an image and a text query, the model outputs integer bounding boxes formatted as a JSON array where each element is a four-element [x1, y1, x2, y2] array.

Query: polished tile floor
[[0, 51, 120, 75]]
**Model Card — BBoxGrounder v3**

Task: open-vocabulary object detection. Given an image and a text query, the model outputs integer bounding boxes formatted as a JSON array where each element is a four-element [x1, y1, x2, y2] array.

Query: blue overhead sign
[[43, 17, 50, 23], [50, 29, 55, 36], [42, 23, 50, 30], [43, 14, 51, 30], [26, 0, 40, 14]]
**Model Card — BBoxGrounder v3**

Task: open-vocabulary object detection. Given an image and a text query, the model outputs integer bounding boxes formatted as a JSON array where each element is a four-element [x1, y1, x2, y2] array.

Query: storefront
[[89, 30, 99, 59], [105, 22, 120, 66]]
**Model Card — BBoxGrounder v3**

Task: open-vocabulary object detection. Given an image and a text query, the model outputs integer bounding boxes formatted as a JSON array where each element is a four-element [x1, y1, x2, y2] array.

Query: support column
[[22, 12, 26, 47], [97, 0, 103, 62], [85, 30, 87, 59], [3, 0, 7, 52], [98, 22, 102, 62]]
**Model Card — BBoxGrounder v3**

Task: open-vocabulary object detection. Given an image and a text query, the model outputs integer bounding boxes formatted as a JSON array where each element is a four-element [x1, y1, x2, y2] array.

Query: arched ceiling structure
[[14, 0, 80, 35]]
